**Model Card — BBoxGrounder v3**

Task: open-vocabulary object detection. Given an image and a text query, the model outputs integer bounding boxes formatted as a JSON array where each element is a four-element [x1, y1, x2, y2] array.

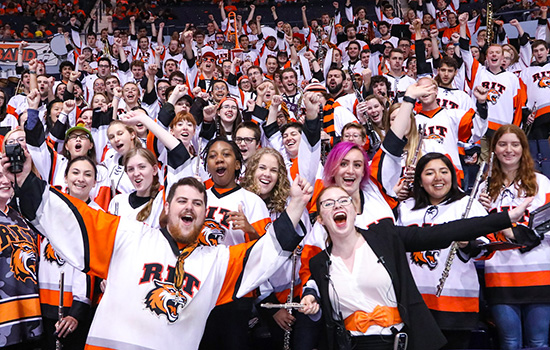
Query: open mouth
[[342, 177, 355, 186], [286, 140, 296, 147], [181, 214, 194, 224], [333, 212, 347, 225], [75, 143, 83, 151], [259, 178, 270, 185], [215, 167, 226, 176]]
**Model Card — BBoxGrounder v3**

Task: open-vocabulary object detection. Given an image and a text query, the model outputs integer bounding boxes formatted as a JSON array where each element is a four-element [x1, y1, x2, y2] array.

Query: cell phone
[[394, 332, 408, 350]]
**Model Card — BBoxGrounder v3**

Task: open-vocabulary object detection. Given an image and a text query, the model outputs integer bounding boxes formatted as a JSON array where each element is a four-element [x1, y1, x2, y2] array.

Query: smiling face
[[107, 123, 136, 156], [164, 185, 206, 245], [126, 153, 158, 197], [253, 153, 279, 199], [486, 45, 504, 71], [420, 158, 452, 205], [170, 119, 195, 146], [365, 98, 384, 126], [317, 187, 357, 238], [218, 99, 239, 126], [212, 82, 228, 103], [494, 132, 522, 172], [123, 83, 139, 105], [206, 141, 240, 189], [282, 126, 301, 159], [333, 149, 365, 198], [65, 159, 96, 202]]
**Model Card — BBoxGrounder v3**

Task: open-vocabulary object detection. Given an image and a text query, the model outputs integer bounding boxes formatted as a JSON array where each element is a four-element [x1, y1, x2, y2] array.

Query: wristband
[[113, 96, 121, 101], [403, 95, 416, 104], [29, 70, 36, 74], [69, 79, 76, 83]]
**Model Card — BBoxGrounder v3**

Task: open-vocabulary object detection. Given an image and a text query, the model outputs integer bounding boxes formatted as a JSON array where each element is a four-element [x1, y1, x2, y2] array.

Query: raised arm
[[246, 4, 256, 24], [301, 6, 309, 29]]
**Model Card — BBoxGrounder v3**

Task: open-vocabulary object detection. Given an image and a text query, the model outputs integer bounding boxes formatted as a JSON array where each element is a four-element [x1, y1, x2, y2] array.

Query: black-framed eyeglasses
[[235, 137, 256, 144], [68, 133, 90, 141]]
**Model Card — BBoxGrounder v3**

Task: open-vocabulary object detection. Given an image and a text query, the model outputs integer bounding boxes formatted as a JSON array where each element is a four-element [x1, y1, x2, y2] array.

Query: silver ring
[[68, 327, 72, 332]]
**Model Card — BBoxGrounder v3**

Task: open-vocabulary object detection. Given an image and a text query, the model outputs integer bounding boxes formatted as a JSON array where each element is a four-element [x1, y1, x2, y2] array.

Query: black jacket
[[307, 212, 512, 350]]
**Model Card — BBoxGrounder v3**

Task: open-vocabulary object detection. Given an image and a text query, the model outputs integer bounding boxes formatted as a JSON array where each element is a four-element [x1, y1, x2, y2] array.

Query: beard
[[168, 222, 202, 245], [328, 82, 343, 95]]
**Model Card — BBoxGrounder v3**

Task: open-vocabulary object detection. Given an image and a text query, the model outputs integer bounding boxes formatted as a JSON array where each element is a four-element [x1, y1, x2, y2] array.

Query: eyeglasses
[[202, 57, 216, 63], [343, 133, 363, 140], [98, 64, 111, 68], [235, 137, 256, 144], [319, 196, 353, 209], [6, 137, 25, 145], [68, 133, 90, 140]]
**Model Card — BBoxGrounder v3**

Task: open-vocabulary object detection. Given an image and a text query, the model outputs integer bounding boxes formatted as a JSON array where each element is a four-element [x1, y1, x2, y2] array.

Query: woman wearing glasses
[[477, 124, 550, 350], [215, 96, 242, 140], [397, 152, 487, 349], [299, 184, 532, 350]]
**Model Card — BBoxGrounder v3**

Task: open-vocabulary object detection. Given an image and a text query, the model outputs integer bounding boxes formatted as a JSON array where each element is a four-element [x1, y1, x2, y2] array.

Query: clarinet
[[524, 103, 537, 137], [349, 71, 381, 151], [435, 162, 486, 297], [283, 248, 299, 350], [405, 123, 426, 190], [56, 272, 65, 350]]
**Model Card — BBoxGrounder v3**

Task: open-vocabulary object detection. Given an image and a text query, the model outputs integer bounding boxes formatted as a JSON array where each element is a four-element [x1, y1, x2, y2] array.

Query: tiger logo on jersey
[[538, 76, 550, 88], [410, 250, 439, 270], [11, 241, 38, 283], [44, 242, 65, 266], [144, 279, 187, 323], [426, 133, 444, 144], [198, 219, 225, 246], [486, 89, 500, 105]]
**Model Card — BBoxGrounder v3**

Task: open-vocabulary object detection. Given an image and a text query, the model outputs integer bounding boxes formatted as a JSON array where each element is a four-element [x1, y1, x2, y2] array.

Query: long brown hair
[[241, 148, 290, 214], [488, 124, 537, 200], [123, 148, 161, 222]]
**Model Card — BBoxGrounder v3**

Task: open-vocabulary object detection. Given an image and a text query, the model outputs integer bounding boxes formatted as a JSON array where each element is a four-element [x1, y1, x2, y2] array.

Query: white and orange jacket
[[397, 196, 487, 330]]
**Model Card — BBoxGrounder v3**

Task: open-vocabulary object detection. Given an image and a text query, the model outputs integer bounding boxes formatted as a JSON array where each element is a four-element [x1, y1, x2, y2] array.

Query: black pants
[[199, 298, 253, 350], [351, 334, 395, 350], [441, 329, 472, 349]]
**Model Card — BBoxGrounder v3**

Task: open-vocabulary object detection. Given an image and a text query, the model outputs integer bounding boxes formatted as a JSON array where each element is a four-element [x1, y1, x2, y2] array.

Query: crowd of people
[[2, 0, 550, 349]]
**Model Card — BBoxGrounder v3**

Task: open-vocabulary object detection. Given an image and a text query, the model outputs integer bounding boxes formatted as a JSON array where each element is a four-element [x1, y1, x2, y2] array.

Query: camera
[[5, 143, 26, 174]]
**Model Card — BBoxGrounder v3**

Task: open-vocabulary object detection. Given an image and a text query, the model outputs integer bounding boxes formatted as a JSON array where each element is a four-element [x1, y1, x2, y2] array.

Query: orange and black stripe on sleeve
[[52, 189, 120, 279], [216, 240, 256, 306]]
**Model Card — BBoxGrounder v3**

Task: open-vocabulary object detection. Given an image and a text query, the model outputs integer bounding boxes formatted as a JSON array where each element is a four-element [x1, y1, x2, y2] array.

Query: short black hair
[[202, 137, 243, 179], [59, 61, 75, 73]]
